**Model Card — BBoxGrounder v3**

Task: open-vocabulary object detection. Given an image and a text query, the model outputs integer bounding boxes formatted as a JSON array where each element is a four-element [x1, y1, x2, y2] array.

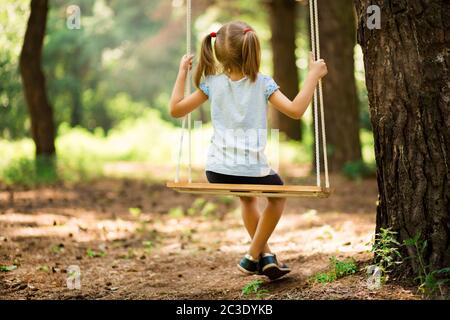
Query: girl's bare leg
[[247, 197, 286, 259], [239, 197, 271, 255]]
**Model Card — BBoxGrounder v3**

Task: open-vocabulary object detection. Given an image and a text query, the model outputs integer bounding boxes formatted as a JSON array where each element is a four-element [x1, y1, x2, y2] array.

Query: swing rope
[[310, 0, 330, 188], [309, 0, 320, 187], [175, 0, 192, 183], [175, 0, 330, 190]]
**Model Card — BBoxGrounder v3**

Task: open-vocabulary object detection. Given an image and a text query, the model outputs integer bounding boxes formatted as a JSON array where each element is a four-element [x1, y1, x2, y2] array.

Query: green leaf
[[129, 207, 142, 217], [0, 265, 17, 272]]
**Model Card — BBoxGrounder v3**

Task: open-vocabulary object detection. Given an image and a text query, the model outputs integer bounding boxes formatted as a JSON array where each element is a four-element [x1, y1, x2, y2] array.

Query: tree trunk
[[318, 0, 362, 171], [70, 86, 82, 127], [19, 0, 56, 156], [268, 0, 302, 141], [355, 0, 450, 271]]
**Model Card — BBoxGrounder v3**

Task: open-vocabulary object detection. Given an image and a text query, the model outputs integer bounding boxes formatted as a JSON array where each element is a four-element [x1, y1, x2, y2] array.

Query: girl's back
[[200, 73, 279, 176]]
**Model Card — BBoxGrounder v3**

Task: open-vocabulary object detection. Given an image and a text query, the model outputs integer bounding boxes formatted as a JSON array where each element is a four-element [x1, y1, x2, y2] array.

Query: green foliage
[[186, 198, 219, 217], [187, 198, 207, 215], [129, 207, 142, 218], [403, 232, 450, 298], [51, 243, 65, 254], [120, 249, 137, 260], [0, 109, 178, 184], [86, 248, 106, 258], [0, 0, 29, 138], [313, 256, 358, 284], [201, 202, 217, 217], [241, 280, 269, 298], [2, 156, 58, 187], [142, 240, 153, 253], [37, 265, 50, 273], [342, 160, 375, 180], [331, 257, 358, 278], [313, 272, 336, 284], [0, 265, 17, 272], [168, 206, 184, 218], [371, 228, 402, 282]]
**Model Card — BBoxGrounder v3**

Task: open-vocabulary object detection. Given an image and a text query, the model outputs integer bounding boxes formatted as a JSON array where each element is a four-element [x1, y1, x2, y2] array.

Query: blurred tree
[[267, 0, 302, 141], [19, 0, 55, 156], [318, 0, 362, 172], [43, 0, 183, 131], [44, 0, 116, 129], [0, 0, 29, 138], [355, 0, 449, 271]]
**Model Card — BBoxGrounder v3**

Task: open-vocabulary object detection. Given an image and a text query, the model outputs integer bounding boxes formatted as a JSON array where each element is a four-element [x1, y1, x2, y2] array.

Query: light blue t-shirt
[[199, 73, 279, 177]]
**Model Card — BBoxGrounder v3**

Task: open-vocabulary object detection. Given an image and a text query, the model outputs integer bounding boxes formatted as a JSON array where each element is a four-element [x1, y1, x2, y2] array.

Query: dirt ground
[[0, 173, 419, 300]]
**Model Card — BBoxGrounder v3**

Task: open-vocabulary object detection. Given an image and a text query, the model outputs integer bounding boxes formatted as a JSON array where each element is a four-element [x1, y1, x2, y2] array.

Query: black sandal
[[260, 254, 291, 280]]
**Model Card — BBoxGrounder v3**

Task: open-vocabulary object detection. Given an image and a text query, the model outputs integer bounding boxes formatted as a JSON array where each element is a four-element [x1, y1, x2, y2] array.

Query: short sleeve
[[199, 77, 210, 97], [264, 76, 279, 100]]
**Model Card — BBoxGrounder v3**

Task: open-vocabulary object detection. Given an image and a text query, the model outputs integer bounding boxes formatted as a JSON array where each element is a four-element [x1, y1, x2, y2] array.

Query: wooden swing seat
[[166, 182, 331, 198]]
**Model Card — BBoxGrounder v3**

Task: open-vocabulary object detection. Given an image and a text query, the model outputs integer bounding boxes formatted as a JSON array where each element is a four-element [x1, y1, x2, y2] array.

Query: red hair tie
[[210, 32, 217, 38], [243, 27, 252, 34]]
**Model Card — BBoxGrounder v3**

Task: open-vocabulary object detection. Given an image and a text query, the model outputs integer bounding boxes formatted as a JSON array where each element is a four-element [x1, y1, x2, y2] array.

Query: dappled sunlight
[[0, 177, 418, 299], [0, 210, 137, 242]]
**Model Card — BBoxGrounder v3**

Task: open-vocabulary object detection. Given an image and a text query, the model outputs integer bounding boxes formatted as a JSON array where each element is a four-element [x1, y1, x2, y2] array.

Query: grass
[[86, 248, 106, 258], [403, 232, 450, 298], [50, 243, 65, 254], [313, 256, 358, 284], [0, 110, 177, 185], [0, 265, 17, 272], [0, 110, 376, 186], [241, 280, 269, 299]]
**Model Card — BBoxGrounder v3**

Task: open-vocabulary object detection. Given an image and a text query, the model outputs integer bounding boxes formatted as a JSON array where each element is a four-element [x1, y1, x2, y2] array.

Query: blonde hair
[[194, 21, 261, 88]]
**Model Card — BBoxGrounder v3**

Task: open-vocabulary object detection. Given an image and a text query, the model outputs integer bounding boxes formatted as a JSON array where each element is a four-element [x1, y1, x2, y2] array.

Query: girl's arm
[[269, 53, 328, 120], [169, 54, 208, 118]]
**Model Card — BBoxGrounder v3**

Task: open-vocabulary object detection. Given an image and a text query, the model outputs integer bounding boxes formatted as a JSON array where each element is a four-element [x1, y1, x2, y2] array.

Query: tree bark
[[318, 0, 362, 171], [267, 0, 302, 141], [20, 0, 56, 156], [355, 0, 450, 271]]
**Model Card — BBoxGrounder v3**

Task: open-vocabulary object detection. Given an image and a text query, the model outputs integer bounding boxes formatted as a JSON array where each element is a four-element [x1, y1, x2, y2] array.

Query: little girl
[[169, 21, 327, 280]]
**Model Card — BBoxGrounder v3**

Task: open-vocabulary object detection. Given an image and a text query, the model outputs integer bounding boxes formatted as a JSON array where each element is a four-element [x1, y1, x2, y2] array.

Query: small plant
[[314, 272, 336, 283], [330, 256, 358, 278], [129, 207, 142, 218], [201, 202, 217, 217], [37, 265, 50, 273], [168, 206, 184, 218], [187, 198, 206, 215], [51, 243, 65, 254], [313, 256, 358, 284], [142, 240, 153, 253], [120, 248, 136, 259], [0, 265, 17, 272], [2, 156, 58, 187], [242, 280, 269, 298], [404, 232, 450, 298], [371, 228, 402, 282], [86, 248, 106, 258]]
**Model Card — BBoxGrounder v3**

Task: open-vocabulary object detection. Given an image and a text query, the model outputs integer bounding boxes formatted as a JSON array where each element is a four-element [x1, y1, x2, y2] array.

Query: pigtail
[[241, 30, 261, 82], [194, 34, 216, 88]]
